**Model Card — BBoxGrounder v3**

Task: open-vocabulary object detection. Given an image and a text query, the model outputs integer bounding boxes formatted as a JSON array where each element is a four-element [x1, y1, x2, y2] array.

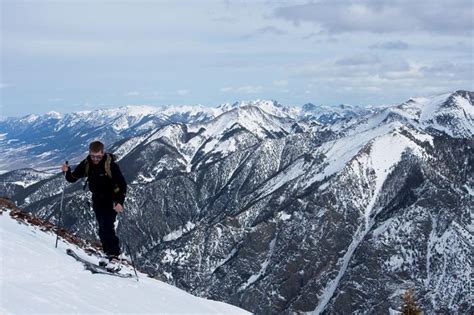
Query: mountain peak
[[120, 105, 161, 116], [20, 114, 40, 123], [45, 111, 62, 119], [397, 90, 473, 137], [217, 99, 294, 118], [219, 99, 278, 109], [453, 89, 473, 97], [302, 103, 318, 111]]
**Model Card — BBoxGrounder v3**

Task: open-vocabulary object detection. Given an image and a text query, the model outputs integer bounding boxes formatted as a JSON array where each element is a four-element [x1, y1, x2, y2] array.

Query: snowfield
[[0, 211, 249, 314]]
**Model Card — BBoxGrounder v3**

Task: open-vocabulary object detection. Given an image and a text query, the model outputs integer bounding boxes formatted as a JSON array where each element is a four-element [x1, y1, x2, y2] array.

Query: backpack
[[83, 153, 120, 193]]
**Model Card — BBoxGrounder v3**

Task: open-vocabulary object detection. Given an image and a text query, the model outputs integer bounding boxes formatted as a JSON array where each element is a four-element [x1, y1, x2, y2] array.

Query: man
[[62, 141, 127, 271]]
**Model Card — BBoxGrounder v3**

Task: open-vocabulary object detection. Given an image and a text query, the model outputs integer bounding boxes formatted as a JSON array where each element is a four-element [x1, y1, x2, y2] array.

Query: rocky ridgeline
[[1, 91, 472, 314]]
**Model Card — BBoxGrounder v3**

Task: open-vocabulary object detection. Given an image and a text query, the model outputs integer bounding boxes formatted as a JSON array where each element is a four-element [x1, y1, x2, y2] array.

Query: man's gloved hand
[[114, 203, 124, 213], [61, 162, 69, 173]]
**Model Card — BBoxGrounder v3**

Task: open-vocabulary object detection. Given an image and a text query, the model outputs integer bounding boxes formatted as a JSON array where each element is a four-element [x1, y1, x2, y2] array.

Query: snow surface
[[0, 211, 249, 314], [189, 105, 291, 140], [239, 237, 276, 292], [408, 92, 473, 137], [415, 92, 452, 123], [219, 100, 298, 118], [113, 131, 152, 161], [310, 125, 432, 314], [161, 104, 222, 118], [162, 222, 196, 242], [45, 111, 62, 119], [256, 158, 307, 197]]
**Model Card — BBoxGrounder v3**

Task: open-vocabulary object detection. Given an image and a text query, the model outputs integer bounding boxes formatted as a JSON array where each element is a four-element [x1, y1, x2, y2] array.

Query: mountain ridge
[[1, 90, 472, 314]]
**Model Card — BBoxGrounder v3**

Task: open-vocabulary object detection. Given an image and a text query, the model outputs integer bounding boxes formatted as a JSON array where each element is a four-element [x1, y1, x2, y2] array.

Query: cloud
[[255, 26, 286, 36], [274, 0, 473, 35], [370, 40, 409, 50], [211, 16, 238, 24], [221, 87, 233, 92], [48, 97, 63, 102], [431, 41, 473, 52], [124, 91, 140, 96], [302, 34, 339, 44], [177, 89, 189, 96], [209, 59, 254, 69], [3, 2, 274, 57], [82, 102, 94, 109], [335, 54, 380, 66], [273, 80, 288, 87], [419, 61, 473, 79], [292, 55, 416, 83], [221, 85, 263, 93], [151, 91, 165, 99], [288, 54, 473, 101], [238, 85, 263, 93], [242, 26, 286, 39], [3, 0, 472, 114]]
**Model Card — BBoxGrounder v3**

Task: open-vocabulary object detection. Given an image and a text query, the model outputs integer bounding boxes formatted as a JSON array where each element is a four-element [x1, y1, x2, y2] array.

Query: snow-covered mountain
[[0, 201, 248, 314], [218, 99, 299, 118], [298, 102, 382, 124], [396, 90, 473, 138], [0, 100, 371, 173], [0, 168, 55, 200], [1, 90, 473, 314], [0, 104, 222, 173]]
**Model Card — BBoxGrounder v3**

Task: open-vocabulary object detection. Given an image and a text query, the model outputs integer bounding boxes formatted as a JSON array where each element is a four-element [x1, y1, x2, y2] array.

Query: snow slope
[[400, 91, 473, 137], [0, 210, 249, 314]]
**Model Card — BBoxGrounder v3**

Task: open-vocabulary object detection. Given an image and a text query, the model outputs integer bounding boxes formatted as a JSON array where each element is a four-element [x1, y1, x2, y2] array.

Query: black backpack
[[83, 153, 120, 193]]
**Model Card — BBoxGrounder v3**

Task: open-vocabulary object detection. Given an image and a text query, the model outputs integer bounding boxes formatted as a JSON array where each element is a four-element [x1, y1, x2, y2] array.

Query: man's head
[[89, 141, 105, 164]]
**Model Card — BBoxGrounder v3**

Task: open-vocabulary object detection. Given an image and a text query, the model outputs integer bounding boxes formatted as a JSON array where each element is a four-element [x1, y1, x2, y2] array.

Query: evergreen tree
[[401, 288, 422, 315]]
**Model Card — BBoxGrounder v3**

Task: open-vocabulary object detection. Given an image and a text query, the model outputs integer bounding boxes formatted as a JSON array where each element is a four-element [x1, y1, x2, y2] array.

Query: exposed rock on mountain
[[2, 91, 472, 314]]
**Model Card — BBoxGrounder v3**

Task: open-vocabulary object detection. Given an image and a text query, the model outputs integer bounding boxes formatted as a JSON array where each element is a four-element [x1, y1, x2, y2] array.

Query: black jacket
[[65, 154, 127, 205]]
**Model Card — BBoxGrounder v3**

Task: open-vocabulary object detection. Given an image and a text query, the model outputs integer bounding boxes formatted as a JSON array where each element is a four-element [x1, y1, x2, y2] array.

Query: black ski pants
[[93, 198, 120, 257]]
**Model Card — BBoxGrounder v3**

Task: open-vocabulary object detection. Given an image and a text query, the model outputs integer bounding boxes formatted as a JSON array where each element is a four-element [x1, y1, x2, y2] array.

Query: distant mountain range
[[0, 100, 380, 173], [0, 90, 472, 314]]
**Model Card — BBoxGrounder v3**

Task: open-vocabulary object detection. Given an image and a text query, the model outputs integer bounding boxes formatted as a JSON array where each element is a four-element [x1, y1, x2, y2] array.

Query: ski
[[66, 249, 133, 278]]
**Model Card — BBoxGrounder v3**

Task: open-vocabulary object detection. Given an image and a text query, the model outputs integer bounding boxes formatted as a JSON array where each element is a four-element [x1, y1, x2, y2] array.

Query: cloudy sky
[[1, 0, 473, 117]]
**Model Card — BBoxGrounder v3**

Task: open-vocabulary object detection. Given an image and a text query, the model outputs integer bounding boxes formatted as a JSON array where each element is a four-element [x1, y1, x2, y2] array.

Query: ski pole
[[55, 161, 68, 248], [119, 208, 139, 281], [125, 240, 139, 282]]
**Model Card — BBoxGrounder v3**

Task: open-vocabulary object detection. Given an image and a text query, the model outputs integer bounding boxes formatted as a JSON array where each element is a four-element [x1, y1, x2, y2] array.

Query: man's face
[[89, 150, 104, 165]]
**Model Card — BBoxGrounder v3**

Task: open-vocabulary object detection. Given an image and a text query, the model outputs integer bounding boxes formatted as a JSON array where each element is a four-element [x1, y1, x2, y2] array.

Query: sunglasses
[[89, 153, 104, 161]]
